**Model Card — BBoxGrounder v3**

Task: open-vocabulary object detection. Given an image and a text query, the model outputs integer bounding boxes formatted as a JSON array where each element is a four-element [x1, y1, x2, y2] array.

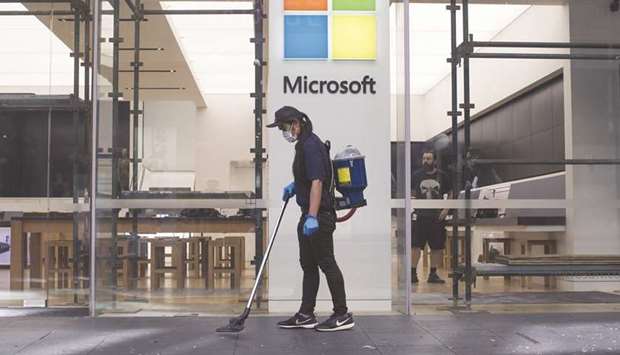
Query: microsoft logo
[[284, 0, 377, 61]]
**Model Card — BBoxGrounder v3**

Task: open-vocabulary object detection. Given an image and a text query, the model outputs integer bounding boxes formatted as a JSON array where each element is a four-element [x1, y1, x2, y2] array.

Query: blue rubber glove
[[282, 182, 295, 201], [303, 215, 319, 237]]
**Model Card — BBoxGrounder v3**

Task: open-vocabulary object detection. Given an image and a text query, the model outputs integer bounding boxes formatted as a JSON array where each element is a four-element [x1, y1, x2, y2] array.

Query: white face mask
[[282, 128, 297, 143]]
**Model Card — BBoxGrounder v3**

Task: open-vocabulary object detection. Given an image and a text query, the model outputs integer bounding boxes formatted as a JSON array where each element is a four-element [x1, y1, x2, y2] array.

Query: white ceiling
[[162, 1, 254, 95], [0, 3, 78, 90], [392, 3, 531, 95], [0, 2, 531, 98]]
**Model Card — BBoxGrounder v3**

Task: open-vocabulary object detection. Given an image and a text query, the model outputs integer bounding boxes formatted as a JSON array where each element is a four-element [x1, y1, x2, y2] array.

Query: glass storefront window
[[90, 0, 407, 316], [0, 1, 91, 309], [408, 0, 620, 311], [2, 0, 619, 318]]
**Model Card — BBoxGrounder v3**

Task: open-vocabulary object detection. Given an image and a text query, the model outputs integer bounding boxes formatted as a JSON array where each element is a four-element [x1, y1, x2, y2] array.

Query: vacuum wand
[[216, 197, 290, 333]]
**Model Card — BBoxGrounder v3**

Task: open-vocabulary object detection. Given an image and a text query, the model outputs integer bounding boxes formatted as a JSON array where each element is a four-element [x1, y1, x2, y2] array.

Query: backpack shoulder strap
[[324, 140, 336, 201]]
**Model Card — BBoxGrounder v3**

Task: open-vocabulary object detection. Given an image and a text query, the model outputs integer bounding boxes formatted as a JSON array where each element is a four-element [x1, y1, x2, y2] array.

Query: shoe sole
[[315, 322, 355, 332], [278, 322, 318, 329]]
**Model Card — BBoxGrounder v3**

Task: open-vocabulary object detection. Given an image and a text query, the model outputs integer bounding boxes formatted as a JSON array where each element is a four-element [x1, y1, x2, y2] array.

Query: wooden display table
[[150, 238, 187, 290], [46, 239, 74, 289], [10, 215, 89, 291], [10, 216, 264, 291], [206, 236, 245, 289], [187, 236, 209, 278]]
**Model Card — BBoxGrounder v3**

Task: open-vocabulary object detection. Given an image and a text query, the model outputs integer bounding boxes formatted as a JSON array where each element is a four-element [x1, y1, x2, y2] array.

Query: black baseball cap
[[266, 106, 305, 128]]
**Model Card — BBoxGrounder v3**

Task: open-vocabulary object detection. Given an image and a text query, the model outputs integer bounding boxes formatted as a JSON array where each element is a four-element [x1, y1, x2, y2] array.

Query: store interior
[[1, 0, 620, 315]]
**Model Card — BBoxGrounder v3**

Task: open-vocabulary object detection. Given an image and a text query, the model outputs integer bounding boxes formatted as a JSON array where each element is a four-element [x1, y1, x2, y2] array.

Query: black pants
[[297, 210, 348, 315], [412, 215, 447, 250]]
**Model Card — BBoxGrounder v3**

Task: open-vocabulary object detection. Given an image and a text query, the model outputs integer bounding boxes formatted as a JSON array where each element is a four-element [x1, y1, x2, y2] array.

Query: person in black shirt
[[266, 106, 353, 332], [412, 149, 452, 284]]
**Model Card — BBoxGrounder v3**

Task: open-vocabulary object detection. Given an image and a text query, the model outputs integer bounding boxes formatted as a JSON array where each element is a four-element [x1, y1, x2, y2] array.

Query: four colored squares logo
[[284, 0, 377, 61]]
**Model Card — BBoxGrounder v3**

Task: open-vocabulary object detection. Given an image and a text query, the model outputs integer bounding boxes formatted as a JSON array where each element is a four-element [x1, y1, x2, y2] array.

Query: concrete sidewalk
[[1, 310, 619, 354]]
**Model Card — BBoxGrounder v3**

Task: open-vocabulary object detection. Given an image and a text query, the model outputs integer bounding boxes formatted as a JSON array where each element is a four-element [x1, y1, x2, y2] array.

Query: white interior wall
[[142, 101, 196, 174], [194, 94, 256, 192], [416, 5, 570, 140], [140, 96, 256, 192], [391, 94, 427, 141]]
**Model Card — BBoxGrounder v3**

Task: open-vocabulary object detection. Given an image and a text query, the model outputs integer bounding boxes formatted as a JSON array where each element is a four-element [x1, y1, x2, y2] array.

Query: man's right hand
[[282, 182, 296, 201]]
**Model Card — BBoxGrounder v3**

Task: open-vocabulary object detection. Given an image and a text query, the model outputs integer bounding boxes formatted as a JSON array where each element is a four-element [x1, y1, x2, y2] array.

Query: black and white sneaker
[[277, 312, 318, 329], [315, 312, 355, 332]]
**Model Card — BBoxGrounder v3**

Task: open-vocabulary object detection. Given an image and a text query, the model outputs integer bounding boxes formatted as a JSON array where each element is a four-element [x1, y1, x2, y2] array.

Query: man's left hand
[[303, 215, 319, 237], [438, 209, 449, 221]]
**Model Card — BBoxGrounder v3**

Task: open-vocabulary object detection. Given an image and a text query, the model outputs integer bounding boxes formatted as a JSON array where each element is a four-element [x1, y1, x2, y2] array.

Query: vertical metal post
[[90, 0, 101, 318], [462, 0, 473, 307], [111, 0, 120, 200], [448, 0, 460, 307], [84, 0, 91, 208], [84, 0, 90, 107], [132, 2, 140, 196], [403, 0, 412, 315], [253, 0, 264, 283], [82, 4, 96, 294], [130, 0, 142, 289], [110, 0, 120, 291], [72, 1, 81, 304]]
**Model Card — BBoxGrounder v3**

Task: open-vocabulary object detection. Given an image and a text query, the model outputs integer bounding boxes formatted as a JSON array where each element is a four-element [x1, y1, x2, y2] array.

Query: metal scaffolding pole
[[469, 53, 620, 61], [252, 0, 265, 304], [129, 0, 142, 289], [472, 159, 620, 166], [71, 1, 82, 305], [119, 47, 162, 51], [119, 69, 173, 73], [403, 0, 413, 316], [89, 0, 101, 318], [448, 0, 460, 308], [470, 41, 620, 50], [142, 9, 253, 15], [110, 0, 121, 292], [462, 0, 473, 307], [84, 0, 90, 108], [83, 0, 91, 298]]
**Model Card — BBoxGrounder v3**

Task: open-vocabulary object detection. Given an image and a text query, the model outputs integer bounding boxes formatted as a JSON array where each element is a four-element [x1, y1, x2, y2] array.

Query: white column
[[563, 0, 620, 290], [266, 0, 392, 313]]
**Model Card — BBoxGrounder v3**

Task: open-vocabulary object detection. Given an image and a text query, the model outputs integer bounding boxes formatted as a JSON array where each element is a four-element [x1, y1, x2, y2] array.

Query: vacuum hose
[[336, 208, 357, 223]]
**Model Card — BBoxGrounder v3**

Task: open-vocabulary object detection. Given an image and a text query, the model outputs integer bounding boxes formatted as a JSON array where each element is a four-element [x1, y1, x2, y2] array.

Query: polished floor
[[1, 310, 620, 354], [3, 266, 620, 314]]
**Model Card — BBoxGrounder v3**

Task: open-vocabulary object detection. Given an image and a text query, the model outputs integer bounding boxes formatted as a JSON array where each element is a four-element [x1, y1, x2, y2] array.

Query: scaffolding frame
[[0, 0, 266, 316], [448, 0, 620, 308]]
